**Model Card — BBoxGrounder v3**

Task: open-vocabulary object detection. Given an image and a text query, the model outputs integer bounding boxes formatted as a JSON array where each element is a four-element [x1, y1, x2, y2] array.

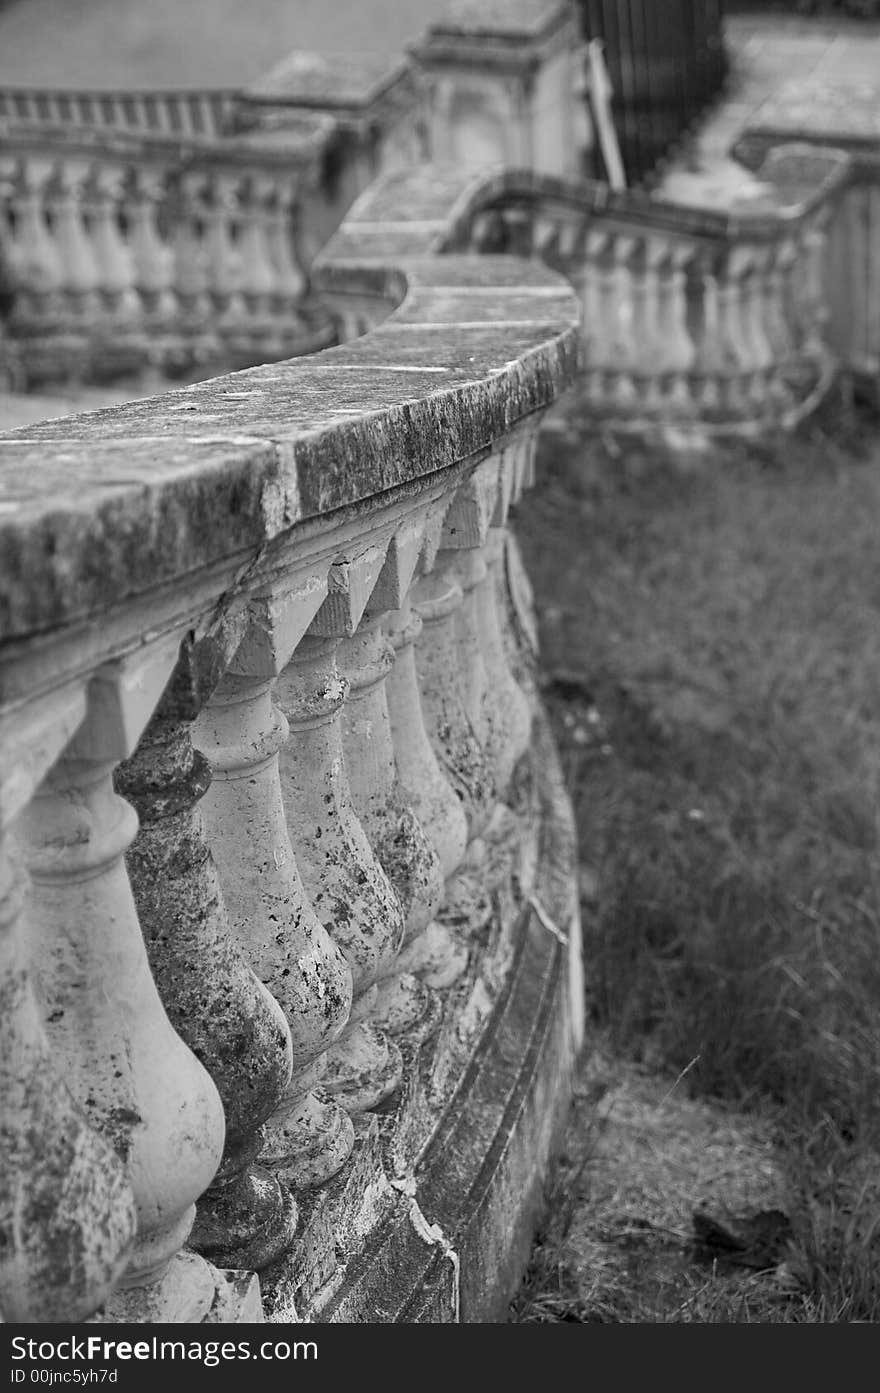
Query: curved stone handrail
[[0, 162, 582, 1324], [449, 146, 854, 439]]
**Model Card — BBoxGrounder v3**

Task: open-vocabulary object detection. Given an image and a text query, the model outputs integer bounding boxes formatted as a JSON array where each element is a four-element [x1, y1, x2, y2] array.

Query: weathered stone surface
[[244, 49, 411, 110], [17, 647, 247, 1322], [1, 692, 138, 1322], [427, 0, 571, 40], [288, 705, 579, 1323], [116, 651, 300, 1274]]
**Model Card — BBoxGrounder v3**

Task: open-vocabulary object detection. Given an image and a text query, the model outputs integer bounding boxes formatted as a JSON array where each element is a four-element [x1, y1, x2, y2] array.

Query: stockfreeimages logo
[[10, 1337, 317, 1372]]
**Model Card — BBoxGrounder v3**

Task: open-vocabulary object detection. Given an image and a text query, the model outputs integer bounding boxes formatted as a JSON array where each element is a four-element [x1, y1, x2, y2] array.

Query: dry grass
[[512, 386, 880, 1321]]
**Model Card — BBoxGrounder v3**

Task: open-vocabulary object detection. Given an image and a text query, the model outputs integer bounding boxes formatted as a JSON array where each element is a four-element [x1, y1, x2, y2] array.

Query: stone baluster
[[203, 169, 246, 329], [655, 239, 697, 413], [277, 627, 415, 1058], [530, 209, 560, 261], [1, 690, 138, 1323], [128, 166, 177, 327], [764, 234, 798, 365], [412, 485, 497, 845], [739, 243, 775, 410], [238, 171, 281, 348], [469, 208, 508, 255], [628, 236, 662, 410], [556, 212, 584, 263], [172, 170, 212, 329], [132, 94, 152, 131], [694, 245, 724, 414], [498, 207, 533, 260], [479, 450, 534, 797], [714, 243, 756, 416], [337, 529, 455, 1009], [796, 211, 831, 361], [193, 574, 356, 1187], [436, 456, 532, 803], [6, 157, 64, 326], [18, 639, 260, 1322], [383, 512, 470, 892], [494, 427, 541, 683], [84, 162, 140, 327], [148, 94, 169, 134], [266, 180, 307, 317], [48, 158, 101, 324], [608, 230, 640, 408], [589, 227, 638, 408], [115, 635, 299, 1273], [73, 93, 95, 125], [581, 227, 609, 404], [274, 547, 406, 1099]]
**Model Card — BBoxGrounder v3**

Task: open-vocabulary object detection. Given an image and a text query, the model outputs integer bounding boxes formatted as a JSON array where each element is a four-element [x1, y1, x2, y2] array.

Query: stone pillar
[[414, 0, 584, 178], [193, 574, 354, 1189], [19, 641, 260, 1321], [1, 689, 137, 1322], [116, 635, 299, 1273]]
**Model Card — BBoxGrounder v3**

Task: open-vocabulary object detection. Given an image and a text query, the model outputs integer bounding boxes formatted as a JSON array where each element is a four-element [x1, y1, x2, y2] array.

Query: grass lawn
[[512, 386, 880, 1321]]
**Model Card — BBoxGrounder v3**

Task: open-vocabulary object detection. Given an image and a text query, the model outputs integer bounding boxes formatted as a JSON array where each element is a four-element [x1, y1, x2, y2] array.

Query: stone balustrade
[[0, 88, 238, 140], [455, 143, 853, 441], [0, 117, 337, 389], [735, 132, 880, 408], [0, 163, 583, 1324], [0, 4, 596, 403]]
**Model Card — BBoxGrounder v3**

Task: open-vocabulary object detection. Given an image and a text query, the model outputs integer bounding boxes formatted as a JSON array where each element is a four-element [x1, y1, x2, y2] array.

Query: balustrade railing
[[456, 143, 852, 438], [0, 163, 582, 1324], [0, 88, 238, 140], [735, 133, 880, 407], [0, 117, 337, 388]]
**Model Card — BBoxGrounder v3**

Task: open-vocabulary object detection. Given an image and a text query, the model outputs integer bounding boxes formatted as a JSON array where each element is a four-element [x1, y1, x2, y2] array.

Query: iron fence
[[579, 0, 728, 185]]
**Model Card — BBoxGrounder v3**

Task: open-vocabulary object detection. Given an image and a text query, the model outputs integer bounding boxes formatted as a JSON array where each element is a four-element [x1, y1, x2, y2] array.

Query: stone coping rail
[[445, 151, 852, 248], [0, 114, 335, 179]]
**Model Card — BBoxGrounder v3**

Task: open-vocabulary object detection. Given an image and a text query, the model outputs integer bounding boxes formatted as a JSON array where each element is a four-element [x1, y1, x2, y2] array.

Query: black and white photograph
[[1, 0, 878, 1359]]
